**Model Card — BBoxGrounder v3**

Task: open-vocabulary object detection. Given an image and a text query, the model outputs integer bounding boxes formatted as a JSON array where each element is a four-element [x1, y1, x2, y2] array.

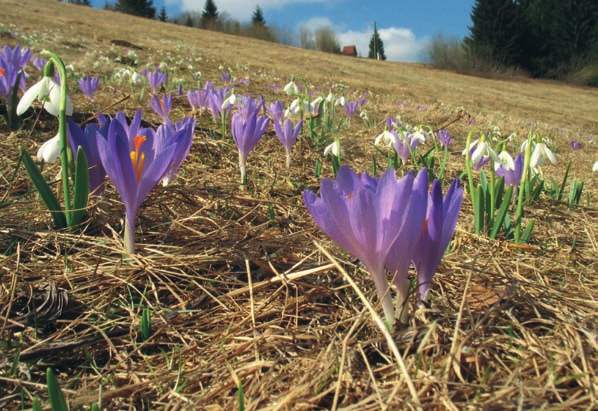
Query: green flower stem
[[464, 128, 477, 204], [45, 51, 74, 226], [515, 133, 533, 243]]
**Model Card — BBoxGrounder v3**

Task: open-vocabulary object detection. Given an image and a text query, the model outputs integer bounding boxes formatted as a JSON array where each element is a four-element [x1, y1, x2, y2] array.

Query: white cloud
[[338, 26, 430, 62]]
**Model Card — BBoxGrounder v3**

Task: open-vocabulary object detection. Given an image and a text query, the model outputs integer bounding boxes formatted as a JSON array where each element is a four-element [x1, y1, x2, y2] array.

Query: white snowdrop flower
[[37, 134, 61, 162], [494, 150, 515, 171], [283, 79, 299, 96], [375, 129, 396, 146], [530, 142, 557, 174], [17, 77, 73, 117], [324, 140, 343, 157], [592, 161, 598, 172]]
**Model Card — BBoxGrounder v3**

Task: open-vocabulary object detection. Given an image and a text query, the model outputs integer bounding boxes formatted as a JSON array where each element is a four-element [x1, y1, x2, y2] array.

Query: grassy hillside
[[1, 0, 597, 410]]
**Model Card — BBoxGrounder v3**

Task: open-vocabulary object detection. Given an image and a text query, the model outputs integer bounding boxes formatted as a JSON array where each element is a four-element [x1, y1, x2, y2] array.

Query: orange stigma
[[423, 218, 429, 236], [130, 135, 146, 182], [0, 67, 5, 77]]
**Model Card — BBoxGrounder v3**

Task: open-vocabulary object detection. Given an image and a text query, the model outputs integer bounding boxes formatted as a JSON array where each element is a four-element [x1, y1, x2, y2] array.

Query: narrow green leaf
[[474, 184, 485, 234], [520, 219, 535, 244], [490, 185, 513, 239], [557, 159, 572, 202], [70, 147, 89, 227], [19, 147, 67, 229], [32, 397, 43, 411], [47, 368, 69, 411]]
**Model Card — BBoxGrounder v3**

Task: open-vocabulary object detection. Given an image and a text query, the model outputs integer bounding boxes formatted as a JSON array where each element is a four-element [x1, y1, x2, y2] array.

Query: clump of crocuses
[[304, 165, 463, 327]]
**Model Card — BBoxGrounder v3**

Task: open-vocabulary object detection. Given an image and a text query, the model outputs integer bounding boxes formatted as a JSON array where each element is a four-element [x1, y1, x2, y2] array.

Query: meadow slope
[[1, 0, 598, 410]]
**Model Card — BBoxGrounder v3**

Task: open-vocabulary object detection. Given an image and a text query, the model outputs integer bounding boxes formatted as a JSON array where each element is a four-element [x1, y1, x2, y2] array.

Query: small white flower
[[324, 140, 343, 157], [289, 98, 301, 115], [336, 96, 345, 106], [37, 134, 61, 162], [283, 79, 299, 96], [593, 161, 598, 172], [375, 129, 396, 146], [359, 110, 369, 121], [465, 138, 499, 165], [130, 72, 143, 85], [530, 142, 557, 174], [17, 77, 73, 117], [494, 151, 515, 171], [221, 92, 236, 111]]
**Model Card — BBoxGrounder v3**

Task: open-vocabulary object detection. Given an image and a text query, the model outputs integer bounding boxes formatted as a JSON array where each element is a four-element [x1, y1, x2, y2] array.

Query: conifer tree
[[368, 23, 386, 60], [251, 6, 266, 26], [201, 0, 219, 29], [114, 0, 156, 19], [158, 5, 168, 22], [465, 0, 523, 68]]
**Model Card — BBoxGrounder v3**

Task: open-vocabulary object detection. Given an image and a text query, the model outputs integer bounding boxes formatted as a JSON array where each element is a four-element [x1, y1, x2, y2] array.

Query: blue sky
[[90, 0, 476, 62]]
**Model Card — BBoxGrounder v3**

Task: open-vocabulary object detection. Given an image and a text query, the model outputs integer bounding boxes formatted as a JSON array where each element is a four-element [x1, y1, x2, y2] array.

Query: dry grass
[[1, 0, 598, 409]]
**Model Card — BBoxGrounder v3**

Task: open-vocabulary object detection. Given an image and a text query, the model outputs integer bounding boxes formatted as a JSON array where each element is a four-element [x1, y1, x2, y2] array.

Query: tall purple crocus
[[148, 93, 172, 122], [68, 118, 110, 197], [343, 100, 359, 125], [274, 118, 303, 168], [267, 100, 285, 126], [231, 98, 270, 184], [78, 75, 99, 100], [97, 110, 189, 254], [411, 178, 463, 301], [304, 166, 429, 326], [146, 71, 167, 92]]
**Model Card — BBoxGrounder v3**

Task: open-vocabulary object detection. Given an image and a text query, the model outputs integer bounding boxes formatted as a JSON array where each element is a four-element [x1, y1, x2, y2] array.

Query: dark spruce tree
[[158, 5, 168, 22], [465, 0, 525, 69], [251, 5, 266, 26], [114, 0, 156, 19], [250, 5, 272, 41], [201, 0, 219, 29], [368, 24, 386, 60]]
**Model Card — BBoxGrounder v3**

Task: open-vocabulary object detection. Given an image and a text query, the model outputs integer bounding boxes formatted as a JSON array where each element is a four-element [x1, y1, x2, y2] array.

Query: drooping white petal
[[37, 134, 61, 162], [16, 78, 46, 115]]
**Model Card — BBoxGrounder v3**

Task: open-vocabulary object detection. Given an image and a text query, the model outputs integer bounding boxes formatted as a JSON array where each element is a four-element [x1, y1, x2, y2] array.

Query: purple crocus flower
[[231, 103, 270, 183], [187, 89, 209, 112], [343, 100, 359, 124], [148, 93, 172, 122], [32, 57, 47, 72], [206, 86, 231, 122], [495, 153, 524, 187], [1, 45, 32, 72], [78, 75, 99, 100], [154, 116, 196, 186], [97, 110, 185, 254], [570, 140, 580, 150], [384, 168, 429, 320], [274, 118, 303, 168], [146, 71, 167, 92], [267, 100, 285, 126], [68, 118, 110, 197], [412, 178, 463, 301], [304, 166, 429, 326], [435, 129, 453, 148]]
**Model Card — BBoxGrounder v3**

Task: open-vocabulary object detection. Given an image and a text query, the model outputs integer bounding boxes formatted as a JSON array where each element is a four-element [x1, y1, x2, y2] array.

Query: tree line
[[465, 0, 598, 84], [66, 0, 386, 60]]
